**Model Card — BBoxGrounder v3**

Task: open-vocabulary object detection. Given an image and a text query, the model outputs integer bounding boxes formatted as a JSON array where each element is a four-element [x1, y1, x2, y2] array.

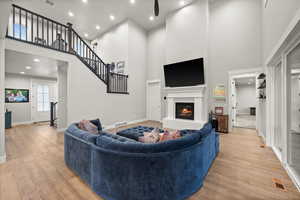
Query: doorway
[[31, 79, 57, 122], [228, 68, 262, 133], [147, 80, 161, 122], [233, 76, 257, 129]]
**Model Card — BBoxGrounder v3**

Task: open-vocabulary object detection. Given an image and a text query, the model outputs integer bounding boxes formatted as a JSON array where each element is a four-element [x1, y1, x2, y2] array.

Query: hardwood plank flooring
[[0, 122, 299, 200]]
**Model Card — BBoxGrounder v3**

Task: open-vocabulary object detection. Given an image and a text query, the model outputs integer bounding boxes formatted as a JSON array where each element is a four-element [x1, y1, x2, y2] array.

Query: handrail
[[12, 4, 68, 29], [71, 30, 106, 65]]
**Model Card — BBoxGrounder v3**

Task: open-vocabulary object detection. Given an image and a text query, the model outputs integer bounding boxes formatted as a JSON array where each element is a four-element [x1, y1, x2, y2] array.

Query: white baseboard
[[57, 128, 67, 132], [0, 153, 6, 164], [12, 120, 34, 126], [285, 164, 300, 192], [103, 118, 147, 131], [272, 146, 282, 162]]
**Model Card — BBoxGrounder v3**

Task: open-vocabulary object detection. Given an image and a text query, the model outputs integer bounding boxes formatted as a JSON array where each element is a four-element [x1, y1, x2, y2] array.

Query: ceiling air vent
[[43, 0, 55, 7]]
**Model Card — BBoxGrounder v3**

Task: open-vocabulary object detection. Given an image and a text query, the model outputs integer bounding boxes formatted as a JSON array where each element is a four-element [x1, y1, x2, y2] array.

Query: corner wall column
[[0, 39, 6, 163]]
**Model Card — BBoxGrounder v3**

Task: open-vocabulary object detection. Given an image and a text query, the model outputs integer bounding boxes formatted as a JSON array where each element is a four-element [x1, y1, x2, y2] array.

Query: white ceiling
[[235, 77, 256, 86], [13, 0, 195, 40], [5, 50, 58, 78]]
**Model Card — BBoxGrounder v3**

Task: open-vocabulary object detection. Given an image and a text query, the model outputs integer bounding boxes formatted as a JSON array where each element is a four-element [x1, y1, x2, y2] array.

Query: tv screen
[[5, 88, 29, 103], [164, 58, 205, 87]]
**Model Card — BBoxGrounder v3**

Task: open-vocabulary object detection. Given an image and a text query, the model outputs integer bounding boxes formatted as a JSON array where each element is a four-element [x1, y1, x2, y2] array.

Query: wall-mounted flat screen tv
[[164, 58, 205, 87], [5, 88, 29, 103]]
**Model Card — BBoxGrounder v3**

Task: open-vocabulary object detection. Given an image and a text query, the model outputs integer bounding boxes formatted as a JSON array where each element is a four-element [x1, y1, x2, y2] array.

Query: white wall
[[147, 26, 166, 81], [147, 26, 166, 118], [262, 0, 300, 62], [94, 21, 129, 68], [165, 0, 208, 65], [208, 0, 262, 112], [236, 84, 256, 115], [128, 21, 147, 119], [0, 39, 6, 163]]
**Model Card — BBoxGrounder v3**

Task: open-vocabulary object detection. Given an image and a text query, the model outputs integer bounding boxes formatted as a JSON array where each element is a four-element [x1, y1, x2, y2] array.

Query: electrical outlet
[[114, 121, 127, 128]]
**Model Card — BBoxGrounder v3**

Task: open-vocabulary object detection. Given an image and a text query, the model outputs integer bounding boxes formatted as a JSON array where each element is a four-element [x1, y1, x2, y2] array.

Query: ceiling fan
[[154, 0, 159, 16]]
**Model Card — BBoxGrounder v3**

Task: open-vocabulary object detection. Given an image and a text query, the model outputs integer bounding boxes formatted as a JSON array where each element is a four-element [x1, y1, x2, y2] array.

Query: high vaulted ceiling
[[13, 0, 195, 40]]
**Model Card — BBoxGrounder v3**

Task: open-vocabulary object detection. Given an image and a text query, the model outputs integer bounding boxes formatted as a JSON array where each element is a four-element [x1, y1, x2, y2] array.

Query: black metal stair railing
[[6, 4, 128, 94]]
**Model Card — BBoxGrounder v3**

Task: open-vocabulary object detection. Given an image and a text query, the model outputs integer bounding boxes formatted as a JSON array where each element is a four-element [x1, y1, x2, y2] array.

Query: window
[[37, 85, 50, 112], [13, 24, 27, 40]]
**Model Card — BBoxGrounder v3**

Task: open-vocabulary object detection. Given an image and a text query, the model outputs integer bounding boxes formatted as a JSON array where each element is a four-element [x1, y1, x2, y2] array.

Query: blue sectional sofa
[[64, 122, 219, 200]]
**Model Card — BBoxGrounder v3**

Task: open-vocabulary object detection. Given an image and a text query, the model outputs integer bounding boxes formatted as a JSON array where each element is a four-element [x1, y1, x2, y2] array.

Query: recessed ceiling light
[[130, 0, 135, 4], [110, 15, 115, 21], [25, 66, 31, 70], [84, 33, 88, 37], [20, 71, 25, 74], [96, 25, 101, 30], [180, 0, 185, 6], [33, 58, 40, 62], [68, 11, 74, 17], [149, 16, 154, 21], [82, 0, 88, 3]]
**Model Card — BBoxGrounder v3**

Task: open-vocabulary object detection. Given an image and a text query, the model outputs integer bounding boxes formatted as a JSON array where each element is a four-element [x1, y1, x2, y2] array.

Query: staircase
[[6, 4, 129, 94]]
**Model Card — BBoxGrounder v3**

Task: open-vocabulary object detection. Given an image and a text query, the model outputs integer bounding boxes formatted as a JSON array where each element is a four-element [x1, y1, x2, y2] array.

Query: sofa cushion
[[117, 126, 164, 140], [90, 118, 102, 131], [66, 123, 98, 144], [78, 120, 99, 134], [97, 130, 201, 153], [180, 123, 212, 138]]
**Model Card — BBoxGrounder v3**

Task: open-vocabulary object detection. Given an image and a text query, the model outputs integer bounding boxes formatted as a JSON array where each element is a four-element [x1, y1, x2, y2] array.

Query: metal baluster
[[13, 6, 15, 37], [56, 24, 58, 50], [47, 20, 49, 46], [31, 13, 33, 42], [19, 8, 21, 39], [60, 25, 62, 50], [37, 15, 39, 42], [64, 27, 67, 51], [42, 18, 44, 42], [51, 22, 54, 46], [25, 11, 28, 41]]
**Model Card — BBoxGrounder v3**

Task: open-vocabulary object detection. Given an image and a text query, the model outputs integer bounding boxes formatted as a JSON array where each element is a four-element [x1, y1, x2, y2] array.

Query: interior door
[[231, 79, 237, 127], [147, 81, 161, 122], [32, 80, 57, 122]]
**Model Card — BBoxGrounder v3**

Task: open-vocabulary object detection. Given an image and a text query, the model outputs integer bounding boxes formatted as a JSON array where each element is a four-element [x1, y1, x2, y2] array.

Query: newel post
[[67, 22, 73, 53]]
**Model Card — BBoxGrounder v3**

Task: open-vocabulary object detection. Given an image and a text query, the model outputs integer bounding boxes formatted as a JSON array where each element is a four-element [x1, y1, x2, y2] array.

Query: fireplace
[[176, 102, 194, 120]]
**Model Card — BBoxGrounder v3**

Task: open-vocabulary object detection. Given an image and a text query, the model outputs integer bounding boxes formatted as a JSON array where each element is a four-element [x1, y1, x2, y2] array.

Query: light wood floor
[[1, 121, 300, 200]]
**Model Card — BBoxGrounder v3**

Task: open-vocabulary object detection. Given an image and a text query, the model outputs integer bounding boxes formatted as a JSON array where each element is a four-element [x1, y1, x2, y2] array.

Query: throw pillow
[[138, 128, 160, 143], [78, 120, 99, 134], [159, 130, 181, 142]]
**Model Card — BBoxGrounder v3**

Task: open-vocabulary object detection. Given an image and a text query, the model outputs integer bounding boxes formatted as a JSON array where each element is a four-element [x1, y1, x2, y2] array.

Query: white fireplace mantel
[[162, 85, 207, 130]]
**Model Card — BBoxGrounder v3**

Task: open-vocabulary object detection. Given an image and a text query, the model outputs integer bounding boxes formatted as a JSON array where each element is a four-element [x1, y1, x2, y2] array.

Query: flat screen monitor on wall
[[5, 88, 30, 103], [164, 58, 205, 87]]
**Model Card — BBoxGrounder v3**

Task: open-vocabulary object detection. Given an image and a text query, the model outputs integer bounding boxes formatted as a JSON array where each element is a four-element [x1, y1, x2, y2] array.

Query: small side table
[[213, 114, 228, 133], [5, 111, 12, 129]]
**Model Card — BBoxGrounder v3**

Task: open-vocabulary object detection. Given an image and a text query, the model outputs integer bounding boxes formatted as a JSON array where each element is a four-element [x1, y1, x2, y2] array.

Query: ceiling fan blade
[[154, 0, 159, 16]]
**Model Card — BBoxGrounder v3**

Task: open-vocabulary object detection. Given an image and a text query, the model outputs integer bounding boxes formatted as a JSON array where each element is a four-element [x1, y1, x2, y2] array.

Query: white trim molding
[[227, 68, 263, 133], [285, 165, 300, 192], [0, 153, 6, 164], [103, 118, 148, 131]]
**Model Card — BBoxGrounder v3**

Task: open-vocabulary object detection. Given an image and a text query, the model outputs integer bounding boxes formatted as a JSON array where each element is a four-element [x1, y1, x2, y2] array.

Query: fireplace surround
[[162, 85, 207, 130]]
